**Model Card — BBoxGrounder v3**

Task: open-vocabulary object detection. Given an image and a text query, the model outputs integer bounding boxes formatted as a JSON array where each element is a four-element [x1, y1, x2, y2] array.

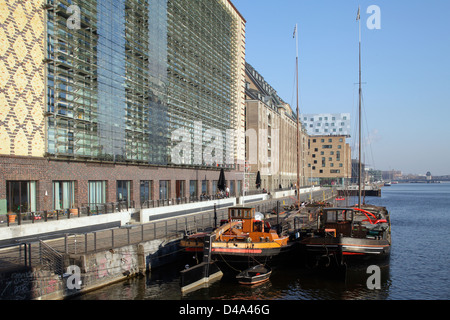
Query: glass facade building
[[45, 0, 245, 167]]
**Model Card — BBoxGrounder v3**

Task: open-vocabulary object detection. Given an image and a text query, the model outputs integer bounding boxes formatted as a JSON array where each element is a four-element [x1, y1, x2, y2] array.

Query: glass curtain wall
[[45, 0, 238, 167]]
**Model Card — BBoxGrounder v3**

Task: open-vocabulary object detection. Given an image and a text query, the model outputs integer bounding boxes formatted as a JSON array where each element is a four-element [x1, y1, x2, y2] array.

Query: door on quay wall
[[6, 181, 37, 214]]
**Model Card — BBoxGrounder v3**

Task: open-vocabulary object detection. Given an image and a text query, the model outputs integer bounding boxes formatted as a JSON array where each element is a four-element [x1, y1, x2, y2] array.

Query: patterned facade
[[0, 0, 245, 214], [0, 0, 45, 157]]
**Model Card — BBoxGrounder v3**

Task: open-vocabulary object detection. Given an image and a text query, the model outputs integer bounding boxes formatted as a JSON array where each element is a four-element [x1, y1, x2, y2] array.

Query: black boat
[[236, 264, 272, 285], [301, 206, 391, 265]]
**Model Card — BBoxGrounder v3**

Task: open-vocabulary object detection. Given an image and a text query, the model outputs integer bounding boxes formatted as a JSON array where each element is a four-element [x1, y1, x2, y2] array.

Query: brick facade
[[0, 155, 242, 214]]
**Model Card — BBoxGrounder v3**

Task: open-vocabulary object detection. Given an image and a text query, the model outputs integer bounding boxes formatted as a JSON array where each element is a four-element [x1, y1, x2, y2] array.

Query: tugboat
[[180, 206, 292, 273]]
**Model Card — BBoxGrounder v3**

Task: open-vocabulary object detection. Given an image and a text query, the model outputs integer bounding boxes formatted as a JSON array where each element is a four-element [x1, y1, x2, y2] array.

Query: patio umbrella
[[217, 168, 226, 192], [256, 171, 261, 189]]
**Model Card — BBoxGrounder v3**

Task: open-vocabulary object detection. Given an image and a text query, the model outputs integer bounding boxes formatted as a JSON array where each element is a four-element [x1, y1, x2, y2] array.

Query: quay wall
[[0, 235, 182, 300]]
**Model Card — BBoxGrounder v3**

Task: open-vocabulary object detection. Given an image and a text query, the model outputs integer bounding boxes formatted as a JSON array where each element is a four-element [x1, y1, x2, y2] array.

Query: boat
[[236, 264, 272, 285], [301, 205, 391, 265], [301, 8, 391, 267], [210, 206, 291, 269], [180, 206, 292, 272]]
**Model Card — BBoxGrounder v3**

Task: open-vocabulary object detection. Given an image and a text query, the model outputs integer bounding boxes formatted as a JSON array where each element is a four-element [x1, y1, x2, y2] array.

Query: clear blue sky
[[233, 0, 450, 176]]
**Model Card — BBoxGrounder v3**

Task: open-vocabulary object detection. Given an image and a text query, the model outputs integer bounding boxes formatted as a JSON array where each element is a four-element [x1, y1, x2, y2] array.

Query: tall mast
[[357, 7, 362, 208], [294, 24, 300, 206]]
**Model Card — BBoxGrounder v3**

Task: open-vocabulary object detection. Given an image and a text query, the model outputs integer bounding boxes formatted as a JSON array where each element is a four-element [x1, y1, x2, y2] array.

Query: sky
[[232, 0, 450, 176]]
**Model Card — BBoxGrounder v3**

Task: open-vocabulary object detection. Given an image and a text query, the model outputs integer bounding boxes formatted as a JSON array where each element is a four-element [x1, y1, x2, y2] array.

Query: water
[[77, 183, 450, 300]]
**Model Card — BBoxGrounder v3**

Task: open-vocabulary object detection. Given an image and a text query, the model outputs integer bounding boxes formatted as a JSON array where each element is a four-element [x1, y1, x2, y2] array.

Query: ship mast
[[357, 7, 362, 208], [294, 24, 301, 207]]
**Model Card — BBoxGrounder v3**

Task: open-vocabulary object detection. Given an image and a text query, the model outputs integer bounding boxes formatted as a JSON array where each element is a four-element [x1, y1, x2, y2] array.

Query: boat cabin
[[321, 208, 354, 237], [218, 206, 277, 242]]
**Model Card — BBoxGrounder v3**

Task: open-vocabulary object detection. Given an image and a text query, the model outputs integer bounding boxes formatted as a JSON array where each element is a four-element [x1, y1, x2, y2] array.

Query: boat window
[[326, 211, 336, 222]]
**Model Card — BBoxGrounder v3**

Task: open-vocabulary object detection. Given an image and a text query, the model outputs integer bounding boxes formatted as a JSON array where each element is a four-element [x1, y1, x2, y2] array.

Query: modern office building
[[244, 63, 308, 191], [0, 0, 246, 214], [301, 113, 351, 137], [307, 135, 352, 186]]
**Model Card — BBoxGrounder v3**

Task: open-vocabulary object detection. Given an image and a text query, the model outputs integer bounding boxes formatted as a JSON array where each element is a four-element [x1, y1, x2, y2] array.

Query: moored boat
[[301, 205, 391, 266], [210, 206, 291, 270], [180, 206, 292, 272], [236, 264, 272, 285]]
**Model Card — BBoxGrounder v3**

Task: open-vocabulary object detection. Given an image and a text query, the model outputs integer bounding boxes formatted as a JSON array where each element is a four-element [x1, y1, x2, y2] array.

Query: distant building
[[307, 136, 352, 186], [245, 63, 309, 191], [301, 113, 351, 136]]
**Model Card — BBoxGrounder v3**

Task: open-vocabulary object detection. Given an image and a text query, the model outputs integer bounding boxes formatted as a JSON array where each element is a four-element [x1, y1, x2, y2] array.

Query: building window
[[53, 181, 75, 210], [89, 181, 106, 206], [230, 180, 235, 196], [159, 180, 170, 200], [117, 181, 131, 205], [175, 180, 185, 199], [140, 181, 152, 205], [201, 180, 208, 195], [189, 180, 198, 197], [6, 181, 37, 213]]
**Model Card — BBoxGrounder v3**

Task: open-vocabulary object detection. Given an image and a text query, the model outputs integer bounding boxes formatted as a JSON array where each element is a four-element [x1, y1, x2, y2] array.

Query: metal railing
[[2, 201, 135, 227], [39, 240, 64, 276]]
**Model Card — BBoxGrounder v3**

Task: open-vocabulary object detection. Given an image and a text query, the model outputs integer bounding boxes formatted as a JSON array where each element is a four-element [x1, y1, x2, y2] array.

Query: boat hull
[[212, 242, 295, 273], [302, 236, 390, 264]]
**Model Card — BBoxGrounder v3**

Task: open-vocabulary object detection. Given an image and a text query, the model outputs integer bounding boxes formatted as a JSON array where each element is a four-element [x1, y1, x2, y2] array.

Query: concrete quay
[[0, 187, 334, 300]]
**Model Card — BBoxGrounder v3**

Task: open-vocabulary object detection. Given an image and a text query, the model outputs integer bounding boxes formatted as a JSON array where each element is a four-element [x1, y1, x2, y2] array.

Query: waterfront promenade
[[0, 187, 335, 300]]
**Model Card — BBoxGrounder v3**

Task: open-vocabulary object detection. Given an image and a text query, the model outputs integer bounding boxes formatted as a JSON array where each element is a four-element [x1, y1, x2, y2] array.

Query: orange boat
[[180, 206, 292, 270]]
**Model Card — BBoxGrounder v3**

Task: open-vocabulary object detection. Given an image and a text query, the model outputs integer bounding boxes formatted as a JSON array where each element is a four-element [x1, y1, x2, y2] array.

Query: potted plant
[[7, 212, 16, 223], [69, 205, 79, 216]]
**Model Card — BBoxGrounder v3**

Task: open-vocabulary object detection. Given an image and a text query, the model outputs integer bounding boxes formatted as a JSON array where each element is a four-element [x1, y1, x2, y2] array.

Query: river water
[[77, 183, 450, 300]]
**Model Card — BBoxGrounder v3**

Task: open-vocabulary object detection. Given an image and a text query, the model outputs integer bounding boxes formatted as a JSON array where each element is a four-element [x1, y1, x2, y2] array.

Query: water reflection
[[77, 262, 392, 300]]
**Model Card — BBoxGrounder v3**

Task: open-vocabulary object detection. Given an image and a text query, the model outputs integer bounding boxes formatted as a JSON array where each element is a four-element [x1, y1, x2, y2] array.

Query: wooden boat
[[301, 205, 391, 265], [180, 206, 292, 271], [211, 206, 291, 268], [236, 264, 272, 285]]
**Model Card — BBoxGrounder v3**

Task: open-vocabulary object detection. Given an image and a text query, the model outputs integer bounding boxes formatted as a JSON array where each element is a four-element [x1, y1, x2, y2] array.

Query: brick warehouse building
[[0, 0, 246, 215]]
